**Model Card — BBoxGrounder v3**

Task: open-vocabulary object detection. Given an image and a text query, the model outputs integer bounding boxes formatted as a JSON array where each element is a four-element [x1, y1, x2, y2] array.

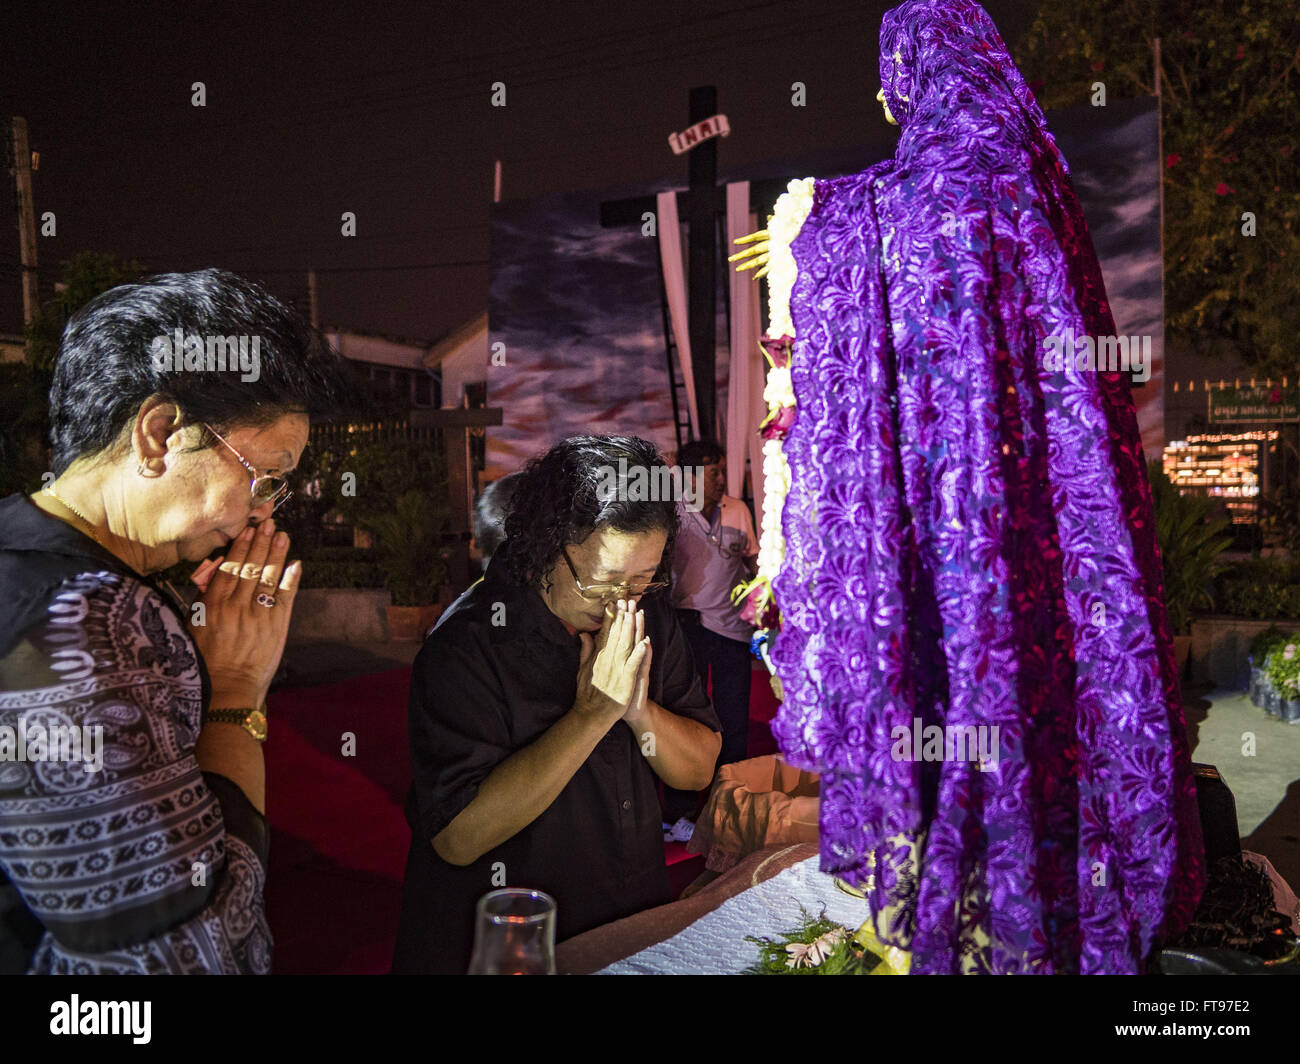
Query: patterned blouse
[[0, 494, 271, 974]]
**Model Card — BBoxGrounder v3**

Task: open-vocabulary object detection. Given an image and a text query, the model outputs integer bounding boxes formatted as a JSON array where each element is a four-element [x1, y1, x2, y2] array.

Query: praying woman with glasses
[[393, 435, 722, 974], [0, 269, 350, 974]]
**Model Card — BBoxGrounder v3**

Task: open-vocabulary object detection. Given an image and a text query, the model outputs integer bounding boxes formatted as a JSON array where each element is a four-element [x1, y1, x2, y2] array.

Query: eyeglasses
[[561, 548, 668, 603], [202, 423, 294, 513]]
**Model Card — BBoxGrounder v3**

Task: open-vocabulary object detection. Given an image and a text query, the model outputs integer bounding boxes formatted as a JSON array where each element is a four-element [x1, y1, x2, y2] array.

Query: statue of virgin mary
[[745, 0, 1205, 974]]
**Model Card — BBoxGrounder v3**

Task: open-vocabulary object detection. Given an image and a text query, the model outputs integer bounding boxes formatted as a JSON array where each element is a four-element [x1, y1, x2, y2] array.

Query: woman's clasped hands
[[188, 518, 301, 708]]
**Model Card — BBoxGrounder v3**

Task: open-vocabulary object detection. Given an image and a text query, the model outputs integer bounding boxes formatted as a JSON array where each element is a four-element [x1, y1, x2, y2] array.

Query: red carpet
[[264, 662, 779, 973]]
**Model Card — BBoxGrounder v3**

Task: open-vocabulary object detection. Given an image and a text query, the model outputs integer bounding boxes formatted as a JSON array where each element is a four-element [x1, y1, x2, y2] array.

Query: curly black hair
[[503, 435, 680, 592]]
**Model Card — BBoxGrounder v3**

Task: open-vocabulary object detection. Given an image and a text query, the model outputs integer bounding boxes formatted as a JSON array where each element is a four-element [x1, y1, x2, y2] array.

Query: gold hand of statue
[[728, 229, 771, 280]]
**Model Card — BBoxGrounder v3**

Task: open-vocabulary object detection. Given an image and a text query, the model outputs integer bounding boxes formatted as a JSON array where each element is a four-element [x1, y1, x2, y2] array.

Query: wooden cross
[[601, 86, 727, 442]]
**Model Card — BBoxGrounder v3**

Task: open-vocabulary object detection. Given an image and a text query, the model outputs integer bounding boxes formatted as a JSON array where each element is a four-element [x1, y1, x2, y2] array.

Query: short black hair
[[677, 438, 724, 469], [473, 471, 524, 568], [48, 268, 352, 475], [503, 435, 679, 591]]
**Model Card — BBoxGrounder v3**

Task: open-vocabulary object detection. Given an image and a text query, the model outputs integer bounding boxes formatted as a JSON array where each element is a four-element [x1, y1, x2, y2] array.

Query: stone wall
[[1190, 616, 1300, 690], [288, 588, 391, 643]]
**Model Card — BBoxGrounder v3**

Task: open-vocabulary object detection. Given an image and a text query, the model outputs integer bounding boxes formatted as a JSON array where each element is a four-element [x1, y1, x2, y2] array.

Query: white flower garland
[[766, 178, 815, 340], [755, 436, 790, 578], [754, 178, 813, 591]]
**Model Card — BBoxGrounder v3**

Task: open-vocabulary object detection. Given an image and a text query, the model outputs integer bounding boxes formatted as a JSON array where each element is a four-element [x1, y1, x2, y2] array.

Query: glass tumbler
[[467, 888, 557, 975]]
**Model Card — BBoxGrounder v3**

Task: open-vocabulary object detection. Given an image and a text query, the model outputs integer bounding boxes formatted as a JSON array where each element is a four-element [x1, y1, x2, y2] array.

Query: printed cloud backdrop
[[486, 96, 1163, 478]]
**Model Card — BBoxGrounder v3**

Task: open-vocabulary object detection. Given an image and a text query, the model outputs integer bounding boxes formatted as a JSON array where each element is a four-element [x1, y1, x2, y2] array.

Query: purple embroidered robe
[[769, 0, 1204, 974]]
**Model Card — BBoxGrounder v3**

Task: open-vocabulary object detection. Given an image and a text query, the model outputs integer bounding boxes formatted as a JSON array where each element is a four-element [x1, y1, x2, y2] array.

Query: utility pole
[[10, 117, 39, 324]]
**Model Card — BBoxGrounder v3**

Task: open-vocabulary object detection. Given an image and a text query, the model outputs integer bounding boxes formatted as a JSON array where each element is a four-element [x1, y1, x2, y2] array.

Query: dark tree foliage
[[1016, 0, 1299, 376]]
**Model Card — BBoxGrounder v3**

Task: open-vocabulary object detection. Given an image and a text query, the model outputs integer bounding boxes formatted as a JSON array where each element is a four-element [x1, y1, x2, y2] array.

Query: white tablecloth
[[599, 854, 872, 975]]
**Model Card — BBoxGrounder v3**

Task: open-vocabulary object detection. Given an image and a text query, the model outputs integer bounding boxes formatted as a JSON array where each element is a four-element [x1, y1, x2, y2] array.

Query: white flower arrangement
[[754, 180, 812, 582], [731, 179, 813, 638], [762, 365, 795, 408], [766, 179, 815, 340], [755, 437, 790, 578]]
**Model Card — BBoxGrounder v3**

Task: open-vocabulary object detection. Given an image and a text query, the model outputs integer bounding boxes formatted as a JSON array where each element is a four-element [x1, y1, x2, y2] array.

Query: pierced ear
[[133, 399, 185, 468]]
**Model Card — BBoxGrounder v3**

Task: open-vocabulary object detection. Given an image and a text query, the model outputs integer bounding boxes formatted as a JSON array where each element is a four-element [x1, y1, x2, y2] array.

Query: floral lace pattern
[[769, 0, 1204, 974]]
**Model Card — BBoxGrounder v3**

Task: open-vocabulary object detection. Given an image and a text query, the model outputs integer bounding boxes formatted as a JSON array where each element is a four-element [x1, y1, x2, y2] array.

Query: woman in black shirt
[[393, 436, 722, 974]]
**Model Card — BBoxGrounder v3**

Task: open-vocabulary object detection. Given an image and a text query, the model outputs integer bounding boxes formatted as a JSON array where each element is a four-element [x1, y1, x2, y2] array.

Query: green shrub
[[363, 491, 449, 606], [277, 437, 451, 603], [330, 440, 450, 606], [1248, 625, 1295, 664], [1214, 559, 1300, 621], [1264, 640, 1300, 700], [298, 547, 386, 590], [0, 363, 51, 499], [1148, 461, 1233, 634]]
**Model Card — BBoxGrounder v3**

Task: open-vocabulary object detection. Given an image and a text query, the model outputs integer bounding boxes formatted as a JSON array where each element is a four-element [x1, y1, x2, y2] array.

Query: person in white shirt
[[665, 440, 759, 832]]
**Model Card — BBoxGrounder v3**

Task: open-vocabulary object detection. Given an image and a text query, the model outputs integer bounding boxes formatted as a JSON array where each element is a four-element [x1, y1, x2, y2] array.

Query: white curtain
[[725, 181, 766, 517], [656, 191, 700, 440]]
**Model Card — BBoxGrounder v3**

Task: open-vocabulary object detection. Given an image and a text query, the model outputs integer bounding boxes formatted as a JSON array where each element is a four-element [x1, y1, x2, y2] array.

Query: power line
[[114, 223, 492, 263], [0, 256, 491, 278], [140, 259, 491, 276]]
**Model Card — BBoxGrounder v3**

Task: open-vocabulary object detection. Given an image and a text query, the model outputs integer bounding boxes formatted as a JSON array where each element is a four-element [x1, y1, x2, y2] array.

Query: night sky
[[1, 0, 1036, 342]]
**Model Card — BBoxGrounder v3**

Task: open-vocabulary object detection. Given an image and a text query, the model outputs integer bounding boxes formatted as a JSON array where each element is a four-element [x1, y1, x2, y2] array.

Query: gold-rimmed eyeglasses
[[202, 423, 294, 513], [561, 548, 668, 603]]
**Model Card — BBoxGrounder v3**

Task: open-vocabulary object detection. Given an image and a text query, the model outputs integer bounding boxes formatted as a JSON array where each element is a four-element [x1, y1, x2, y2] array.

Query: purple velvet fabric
[[769, 0, 1204, 974]]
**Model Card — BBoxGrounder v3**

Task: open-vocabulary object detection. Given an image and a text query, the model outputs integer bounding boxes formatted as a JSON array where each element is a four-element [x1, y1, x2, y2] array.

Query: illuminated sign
[[1208, 383, 1299, 424]]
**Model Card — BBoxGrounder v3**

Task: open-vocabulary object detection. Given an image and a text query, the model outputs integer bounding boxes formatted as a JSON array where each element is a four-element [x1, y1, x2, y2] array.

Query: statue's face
[[876, 86, 899, 126]]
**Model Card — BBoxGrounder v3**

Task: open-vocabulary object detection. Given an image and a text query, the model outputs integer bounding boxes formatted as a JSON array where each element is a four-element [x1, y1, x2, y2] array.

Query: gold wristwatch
[[206, 704, 269, 742]]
